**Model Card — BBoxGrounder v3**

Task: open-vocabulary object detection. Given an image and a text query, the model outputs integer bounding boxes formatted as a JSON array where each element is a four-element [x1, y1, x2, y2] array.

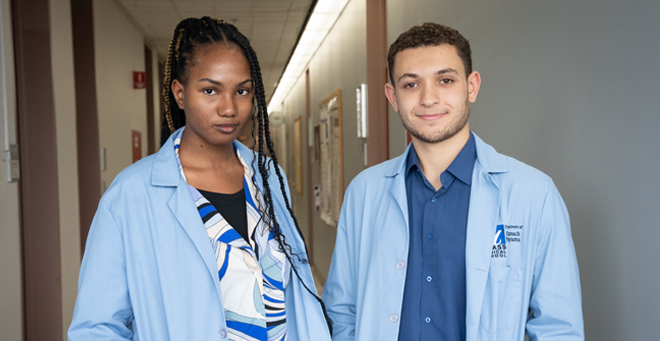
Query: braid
[[159, 17, 333, 334], [226, 24, 333, 334]]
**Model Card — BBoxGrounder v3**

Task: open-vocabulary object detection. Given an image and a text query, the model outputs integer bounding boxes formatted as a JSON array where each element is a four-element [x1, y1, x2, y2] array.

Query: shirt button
[[390, 314, 399, 323], [396, 261, 405, 270], [425, 317, 431, 323], [431, 197, 436, 203], [218, 329, 227, 338], [426, 234, 432, 240], [427, 276, 432, 282]]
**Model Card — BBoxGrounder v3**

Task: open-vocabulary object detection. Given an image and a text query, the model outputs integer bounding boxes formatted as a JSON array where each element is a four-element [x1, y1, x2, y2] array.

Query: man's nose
[[420, 87, 440, 107]]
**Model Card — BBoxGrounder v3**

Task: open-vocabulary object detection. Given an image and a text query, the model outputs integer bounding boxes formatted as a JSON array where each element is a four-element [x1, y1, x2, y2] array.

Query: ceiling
[[116, 0, 314, 101]]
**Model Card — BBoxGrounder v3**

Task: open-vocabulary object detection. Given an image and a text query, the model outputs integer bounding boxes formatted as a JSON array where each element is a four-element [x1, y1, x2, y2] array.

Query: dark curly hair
[[387, 22, 472, 84], [160, 16, 332, 334]]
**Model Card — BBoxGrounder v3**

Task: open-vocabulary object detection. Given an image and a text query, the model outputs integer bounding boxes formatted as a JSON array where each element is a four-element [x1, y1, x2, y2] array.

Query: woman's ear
[[171, 79, 186, 109]]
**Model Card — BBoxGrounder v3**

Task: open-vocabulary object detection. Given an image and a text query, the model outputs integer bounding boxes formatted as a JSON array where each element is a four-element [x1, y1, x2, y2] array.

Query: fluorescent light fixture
[[268, 0, 350, 113]]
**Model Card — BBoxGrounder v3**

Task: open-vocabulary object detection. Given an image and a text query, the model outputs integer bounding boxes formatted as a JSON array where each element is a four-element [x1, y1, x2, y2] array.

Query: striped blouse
[[174, 129, 290, 341]]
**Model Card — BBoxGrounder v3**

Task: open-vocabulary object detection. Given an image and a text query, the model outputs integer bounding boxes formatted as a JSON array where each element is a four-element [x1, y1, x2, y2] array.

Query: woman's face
[[171, 44, 254, 148]]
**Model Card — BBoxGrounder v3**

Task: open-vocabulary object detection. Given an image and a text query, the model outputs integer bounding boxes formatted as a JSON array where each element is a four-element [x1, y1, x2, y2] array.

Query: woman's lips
[[214, 123, 238, 134]]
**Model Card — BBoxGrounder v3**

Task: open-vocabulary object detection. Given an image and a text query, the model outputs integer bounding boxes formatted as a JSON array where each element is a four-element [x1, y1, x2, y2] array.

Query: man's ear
[[467, 71, 481, 103], [384, 83, 399, 112], [171, 79, 186, 109]]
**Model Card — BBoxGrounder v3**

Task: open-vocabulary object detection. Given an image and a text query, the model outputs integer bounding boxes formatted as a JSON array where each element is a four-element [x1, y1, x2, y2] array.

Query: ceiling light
[[267, 0, 350, 113]]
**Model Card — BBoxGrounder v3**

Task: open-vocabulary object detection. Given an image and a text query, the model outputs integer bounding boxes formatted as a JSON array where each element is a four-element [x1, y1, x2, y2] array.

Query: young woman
[[68, 17, 331, 341]]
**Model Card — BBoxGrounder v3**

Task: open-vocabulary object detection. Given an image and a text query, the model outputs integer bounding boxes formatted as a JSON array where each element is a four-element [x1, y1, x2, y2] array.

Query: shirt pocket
[[479, 266, 524, 333]]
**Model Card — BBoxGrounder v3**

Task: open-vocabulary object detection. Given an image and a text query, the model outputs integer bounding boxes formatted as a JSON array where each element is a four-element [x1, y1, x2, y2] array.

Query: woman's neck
[[178, 129, 244, 193]]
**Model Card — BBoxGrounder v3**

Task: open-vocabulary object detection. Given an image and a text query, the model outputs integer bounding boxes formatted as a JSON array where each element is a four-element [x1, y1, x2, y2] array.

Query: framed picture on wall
[[318, 89, 343, 227], [313, 125, 321, 163]]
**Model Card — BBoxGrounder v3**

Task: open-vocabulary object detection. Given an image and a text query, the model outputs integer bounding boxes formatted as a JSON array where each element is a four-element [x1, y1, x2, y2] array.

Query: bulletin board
[[319, 89, 343, 226]]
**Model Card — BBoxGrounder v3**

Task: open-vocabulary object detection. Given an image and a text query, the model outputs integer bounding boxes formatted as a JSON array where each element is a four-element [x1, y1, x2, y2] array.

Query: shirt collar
[[405, 132, 477, 185], [448, 133, 477, 185]]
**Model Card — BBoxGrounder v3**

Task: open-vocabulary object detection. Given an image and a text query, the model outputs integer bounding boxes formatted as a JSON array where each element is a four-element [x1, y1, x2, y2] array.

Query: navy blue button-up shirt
[[397, 133, 476, 341]]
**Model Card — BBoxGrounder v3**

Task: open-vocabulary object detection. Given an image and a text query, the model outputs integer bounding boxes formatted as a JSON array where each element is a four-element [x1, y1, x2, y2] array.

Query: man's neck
[[411, 126, 471, 191]]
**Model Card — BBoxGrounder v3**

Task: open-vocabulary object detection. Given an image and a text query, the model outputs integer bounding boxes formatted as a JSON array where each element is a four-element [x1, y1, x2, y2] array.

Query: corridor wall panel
[[0, 0, 22, 339], [50, 0, 82, 337], [12, 0, 63, 338], [386, 0, 660, 339], [94, 0, 148, 188]]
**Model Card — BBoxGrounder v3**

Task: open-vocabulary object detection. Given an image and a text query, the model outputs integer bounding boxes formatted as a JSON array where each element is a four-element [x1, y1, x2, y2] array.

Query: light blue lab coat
[[68, 130, 331, 341], [323, 134, 584, 341]]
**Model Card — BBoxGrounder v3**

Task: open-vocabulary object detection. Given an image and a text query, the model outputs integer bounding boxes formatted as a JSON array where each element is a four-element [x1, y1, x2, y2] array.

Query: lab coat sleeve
[[324, 186, 357, 341], [526, 181, 584, 340], [68, 199, 134, 340]]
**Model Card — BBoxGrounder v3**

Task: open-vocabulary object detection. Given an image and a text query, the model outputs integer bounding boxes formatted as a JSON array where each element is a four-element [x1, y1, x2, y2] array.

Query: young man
[[323, 23, 584, 341]]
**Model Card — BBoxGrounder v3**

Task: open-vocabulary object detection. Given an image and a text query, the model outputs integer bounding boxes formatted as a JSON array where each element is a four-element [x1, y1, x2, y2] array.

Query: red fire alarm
[[133, 71, 146, 89]]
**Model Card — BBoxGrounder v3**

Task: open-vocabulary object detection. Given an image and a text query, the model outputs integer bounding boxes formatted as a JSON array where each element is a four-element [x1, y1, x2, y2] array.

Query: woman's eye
[[237, 89, 250, 96], [203, 88, 216, 95]]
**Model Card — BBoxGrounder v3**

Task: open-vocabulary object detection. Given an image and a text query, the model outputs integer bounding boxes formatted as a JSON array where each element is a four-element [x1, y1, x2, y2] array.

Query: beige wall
[[275, 0, 367, 279], [0, 0, 22, 339], [50, 0, 81, 338], [94, 0, 148, 188]]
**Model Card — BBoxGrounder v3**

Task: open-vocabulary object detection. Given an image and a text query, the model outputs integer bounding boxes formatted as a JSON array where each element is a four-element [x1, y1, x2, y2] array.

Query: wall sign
[[133, 71, 146, 89]]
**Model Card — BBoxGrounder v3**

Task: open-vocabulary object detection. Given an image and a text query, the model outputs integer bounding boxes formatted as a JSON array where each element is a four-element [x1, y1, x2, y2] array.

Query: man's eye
[[440, 78, 453, 84], [203, 89, 216, 95], [403, 83, 417, 89]]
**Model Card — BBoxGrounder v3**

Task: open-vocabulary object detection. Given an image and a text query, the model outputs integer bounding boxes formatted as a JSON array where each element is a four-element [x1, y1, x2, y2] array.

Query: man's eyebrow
[[437, 68, 459, 75], [397, 73, 418, 83], [397, 68, 460, 83]]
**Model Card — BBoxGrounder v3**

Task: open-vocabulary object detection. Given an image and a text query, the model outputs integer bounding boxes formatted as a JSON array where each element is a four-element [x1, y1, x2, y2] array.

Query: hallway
[[2, 0, 660, 340]]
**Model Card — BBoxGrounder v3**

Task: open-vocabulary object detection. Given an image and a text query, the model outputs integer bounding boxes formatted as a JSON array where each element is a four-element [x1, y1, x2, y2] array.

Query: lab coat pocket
[[480, 266, 524, 334]]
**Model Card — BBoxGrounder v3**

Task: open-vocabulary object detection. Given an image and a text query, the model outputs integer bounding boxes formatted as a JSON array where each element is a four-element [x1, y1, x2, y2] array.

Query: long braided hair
[[160, 17, 332, 334]]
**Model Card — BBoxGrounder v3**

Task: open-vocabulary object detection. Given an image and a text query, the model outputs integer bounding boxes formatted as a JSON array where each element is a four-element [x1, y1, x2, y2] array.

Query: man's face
[[385, 44, 481, 144]]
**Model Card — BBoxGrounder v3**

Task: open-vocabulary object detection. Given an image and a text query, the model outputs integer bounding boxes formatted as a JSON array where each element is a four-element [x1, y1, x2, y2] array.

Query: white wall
[[0, 0, 23, 339], [387, 0, 660, 339], [94, 0, 148, 187], [275, 0, 367, 278], [50, 0, 81, 338]]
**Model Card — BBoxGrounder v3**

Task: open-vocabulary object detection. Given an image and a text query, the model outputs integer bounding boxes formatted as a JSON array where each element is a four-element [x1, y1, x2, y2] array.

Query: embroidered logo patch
[[491, 224, 507, 258], [491, 224, 523, 259]]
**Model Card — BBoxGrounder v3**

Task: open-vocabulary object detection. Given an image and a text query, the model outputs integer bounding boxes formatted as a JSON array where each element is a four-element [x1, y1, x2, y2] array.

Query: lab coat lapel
[[152, 130, 222, 297], [465, 166, 499, 341], [465, 134, 508, 341], [167, 180, 220, 289], [386, 144, 413, 225]]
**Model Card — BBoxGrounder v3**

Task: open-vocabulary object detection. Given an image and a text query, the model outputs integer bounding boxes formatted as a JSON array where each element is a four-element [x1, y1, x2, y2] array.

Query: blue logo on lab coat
[[494, 224, 506, 245], [491, 225, 507, 258]]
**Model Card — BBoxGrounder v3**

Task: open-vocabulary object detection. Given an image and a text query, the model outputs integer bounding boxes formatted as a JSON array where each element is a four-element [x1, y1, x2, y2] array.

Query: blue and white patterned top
[[174, 128, 290, 341]]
